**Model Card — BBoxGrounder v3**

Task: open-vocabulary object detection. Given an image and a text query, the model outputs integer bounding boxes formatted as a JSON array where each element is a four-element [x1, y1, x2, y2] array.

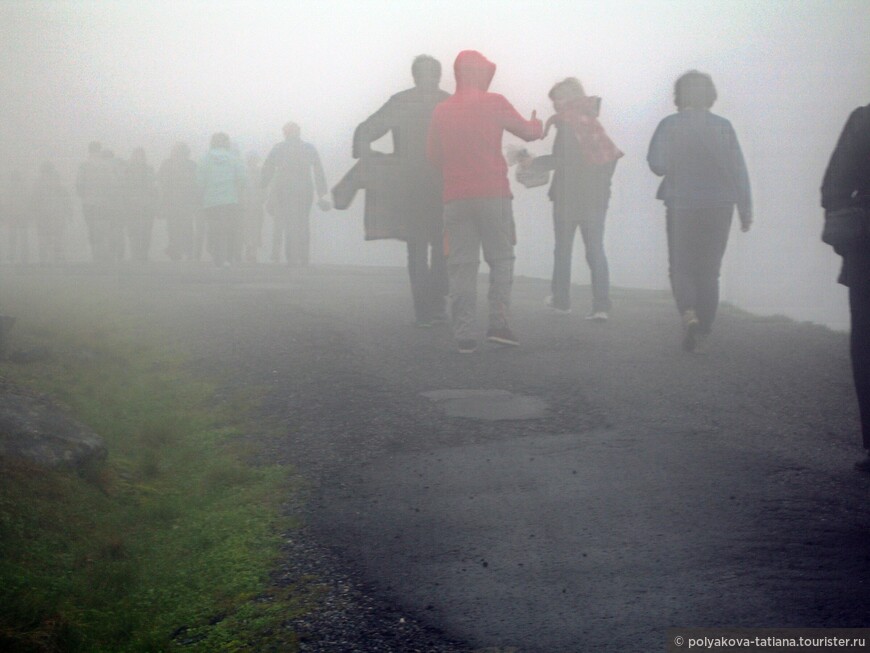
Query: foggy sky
[[1, 0, 869, 329]]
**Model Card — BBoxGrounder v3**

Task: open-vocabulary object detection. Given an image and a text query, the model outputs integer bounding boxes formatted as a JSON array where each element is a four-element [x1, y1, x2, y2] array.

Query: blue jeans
[[551, 202, 611, 313]]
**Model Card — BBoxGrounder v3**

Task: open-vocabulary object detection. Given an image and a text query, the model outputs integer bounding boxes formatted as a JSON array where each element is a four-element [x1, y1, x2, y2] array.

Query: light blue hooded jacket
[[197, 147, 245, 209]]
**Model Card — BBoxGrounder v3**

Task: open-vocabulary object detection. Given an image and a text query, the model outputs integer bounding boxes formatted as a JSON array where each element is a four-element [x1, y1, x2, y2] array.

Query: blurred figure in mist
[[124, 148, 159, 263], [647, 70, 752, 354], [353, 55, 450, 327], [5, 170, 31, 264], [158, 142, 200, 262], [242, 152, 265, 263], [76, 141, 115, 262], [522, 77, 622, 321], [102, 149, 127, 262], [821, 103, 870, 472], [427, 50, 543, 353], [262, 122, 330, 266], [31, 162, 72, 264], [197, 132, 245, 267]]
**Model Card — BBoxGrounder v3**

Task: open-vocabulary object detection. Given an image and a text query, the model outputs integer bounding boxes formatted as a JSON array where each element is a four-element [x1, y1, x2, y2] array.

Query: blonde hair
[[548, 77, 586, 102]]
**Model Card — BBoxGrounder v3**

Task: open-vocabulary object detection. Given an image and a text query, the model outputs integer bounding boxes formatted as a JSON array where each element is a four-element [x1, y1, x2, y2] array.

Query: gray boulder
[[0, 389, 107, 471]]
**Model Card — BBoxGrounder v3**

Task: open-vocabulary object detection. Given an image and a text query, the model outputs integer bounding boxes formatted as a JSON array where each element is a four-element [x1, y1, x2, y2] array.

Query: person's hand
[[317, 196, 333, 212], [740, 218, 752, 233]]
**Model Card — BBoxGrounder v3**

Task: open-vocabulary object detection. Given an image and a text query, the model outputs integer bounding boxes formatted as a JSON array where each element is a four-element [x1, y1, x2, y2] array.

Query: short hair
[[674, 70, 717, 109], [548, 77, 586, 102], [210, 132, 230, 149], [412, 55, 441, 85], [282, 122, 300, 139]]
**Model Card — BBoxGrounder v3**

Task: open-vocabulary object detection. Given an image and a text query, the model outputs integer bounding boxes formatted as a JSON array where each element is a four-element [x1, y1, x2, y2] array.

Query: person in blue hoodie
[[647, 70, 752, 354], [197, 132, 245, 267]]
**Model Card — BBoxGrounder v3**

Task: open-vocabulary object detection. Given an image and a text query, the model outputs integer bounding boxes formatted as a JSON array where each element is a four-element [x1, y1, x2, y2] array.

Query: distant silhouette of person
[[197, 132, 245, 267], [5, 170, 31, 264], [353, 55, 450, 327], [427, 50, 543, 353], [821, 103, 870, 472], [76, 141, 115, 262], [242, 152, 265, 263], [262, 122, 330, 266], [647, 70, 752, 353], [102, 149, 127, 262], [522, 77, 622, 320], [124, 148, 158, 263], [31, 162, 72, 264], [158, 142, 200, 262]]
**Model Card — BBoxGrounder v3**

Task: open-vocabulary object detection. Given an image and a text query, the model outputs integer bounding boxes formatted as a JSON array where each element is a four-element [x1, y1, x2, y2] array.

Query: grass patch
[[0, 277, 310, 652]]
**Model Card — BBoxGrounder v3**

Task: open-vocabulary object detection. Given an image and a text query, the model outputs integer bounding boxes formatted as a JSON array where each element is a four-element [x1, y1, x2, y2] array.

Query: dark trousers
[[849, 277, 870, 450], [406, 220, 448, 322], [551, 202, 610, 312], [666, 205, 734, 333], [272, 200, 312, 266]]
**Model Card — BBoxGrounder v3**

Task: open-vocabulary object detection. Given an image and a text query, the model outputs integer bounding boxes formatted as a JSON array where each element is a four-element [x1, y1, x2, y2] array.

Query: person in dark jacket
[[524, 77, 623, 320], [124, 148, 159, 263], [262, 122, 330, 266], [647, 70, 752, 353], [76, 141, 116, 262], [158, 142, 200, 262], [427, 50, 543, 353], [353, 55, 451, 327], [821, 103, 870, 472]]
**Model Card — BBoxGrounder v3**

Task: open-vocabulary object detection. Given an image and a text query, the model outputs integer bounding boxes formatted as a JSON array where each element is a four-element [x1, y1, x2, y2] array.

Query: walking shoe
[[486, 327, 520, 347], [457, 339, 478, 354], [415, 319, 433, 328], [854, 454, 870, 473], [545, 295, 571, 315], [693, 332, 710, 355], [585, 311, 609, 322], [681, 310, 700, 352]]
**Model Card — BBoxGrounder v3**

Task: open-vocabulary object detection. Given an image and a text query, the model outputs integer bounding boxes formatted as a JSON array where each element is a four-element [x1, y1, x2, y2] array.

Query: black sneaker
[[457, 339, 478, 354], [486, 327, 519, 347]]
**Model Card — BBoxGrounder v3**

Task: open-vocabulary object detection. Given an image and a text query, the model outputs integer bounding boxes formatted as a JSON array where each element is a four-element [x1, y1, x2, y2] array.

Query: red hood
[[453, 50, 496, 92]]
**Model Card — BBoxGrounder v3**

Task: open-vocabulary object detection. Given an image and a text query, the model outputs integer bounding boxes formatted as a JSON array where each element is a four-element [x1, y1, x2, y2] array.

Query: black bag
[[822, 204, 868, 253]]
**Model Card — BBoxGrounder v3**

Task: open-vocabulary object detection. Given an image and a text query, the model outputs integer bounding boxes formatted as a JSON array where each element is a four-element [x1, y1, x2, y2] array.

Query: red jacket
[[427, 50, 543, 202]]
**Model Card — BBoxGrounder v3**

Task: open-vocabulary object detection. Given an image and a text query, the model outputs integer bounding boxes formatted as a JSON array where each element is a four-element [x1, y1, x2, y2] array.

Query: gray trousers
[[443, 197, 515, 340]]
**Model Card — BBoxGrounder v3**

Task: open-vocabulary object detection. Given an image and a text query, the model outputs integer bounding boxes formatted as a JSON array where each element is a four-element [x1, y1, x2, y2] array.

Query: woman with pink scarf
[[524, 77, 622, 320]]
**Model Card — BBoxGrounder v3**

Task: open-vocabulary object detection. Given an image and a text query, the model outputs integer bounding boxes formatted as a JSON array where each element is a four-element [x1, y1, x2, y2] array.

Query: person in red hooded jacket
[[427, 50, 543, 353]]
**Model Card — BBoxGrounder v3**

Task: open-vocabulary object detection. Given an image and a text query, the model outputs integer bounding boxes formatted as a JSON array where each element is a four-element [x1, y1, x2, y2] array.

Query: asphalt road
[[14, 263, 870, 652]]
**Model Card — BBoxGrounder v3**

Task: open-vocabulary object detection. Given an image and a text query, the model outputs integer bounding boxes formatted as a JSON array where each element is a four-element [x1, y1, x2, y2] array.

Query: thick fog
[[1, 0, 868, 329]]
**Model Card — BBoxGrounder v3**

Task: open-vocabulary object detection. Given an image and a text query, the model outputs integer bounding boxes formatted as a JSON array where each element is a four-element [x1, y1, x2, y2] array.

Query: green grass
[[0, 278, 313, 652]]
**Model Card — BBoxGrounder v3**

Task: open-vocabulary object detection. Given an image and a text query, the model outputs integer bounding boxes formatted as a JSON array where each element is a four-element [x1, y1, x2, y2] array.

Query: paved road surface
[[11, 264, 870, 651]]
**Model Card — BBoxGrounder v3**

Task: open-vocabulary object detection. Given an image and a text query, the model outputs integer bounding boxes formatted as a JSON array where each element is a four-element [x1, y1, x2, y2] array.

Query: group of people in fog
[[0, 124, 331, 268], [2, 48, 868, 472], [346, 51, 750, 357]]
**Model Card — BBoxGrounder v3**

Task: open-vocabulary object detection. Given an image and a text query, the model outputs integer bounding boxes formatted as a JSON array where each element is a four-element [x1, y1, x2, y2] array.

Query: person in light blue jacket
[[197, 132, 245, 266], [647, 70, 752, 354]]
